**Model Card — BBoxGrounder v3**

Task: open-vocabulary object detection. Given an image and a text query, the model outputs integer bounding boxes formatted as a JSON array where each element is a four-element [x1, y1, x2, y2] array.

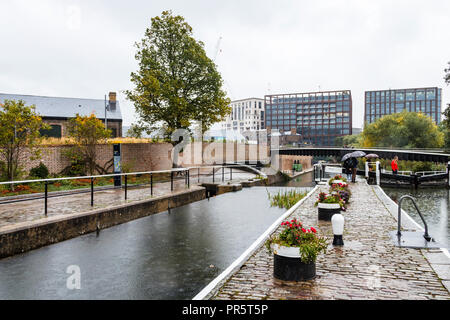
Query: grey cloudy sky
[[1, 0, 449, 128]]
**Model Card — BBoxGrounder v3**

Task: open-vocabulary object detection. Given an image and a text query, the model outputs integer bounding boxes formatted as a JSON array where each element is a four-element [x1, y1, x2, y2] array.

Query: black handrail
[[397, 195, 431, 241], [0, 164, 264, 215]]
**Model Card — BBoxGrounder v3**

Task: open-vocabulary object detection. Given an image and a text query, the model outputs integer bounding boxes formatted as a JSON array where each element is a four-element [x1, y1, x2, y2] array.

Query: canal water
[[382, 187, 450, 249], [0, 183, 312, 300]]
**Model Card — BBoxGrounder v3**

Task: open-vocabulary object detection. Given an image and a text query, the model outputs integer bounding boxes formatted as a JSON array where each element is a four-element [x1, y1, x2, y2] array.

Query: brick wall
[[7, 142, 272, 176], [279, 155, 313, 172]]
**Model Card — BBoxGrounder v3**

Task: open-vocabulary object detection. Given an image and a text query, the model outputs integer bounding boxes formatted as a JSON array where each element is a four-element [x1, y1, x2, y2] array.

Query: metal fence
[[415, 171, 446, 177], [0, 164, 265, 215]]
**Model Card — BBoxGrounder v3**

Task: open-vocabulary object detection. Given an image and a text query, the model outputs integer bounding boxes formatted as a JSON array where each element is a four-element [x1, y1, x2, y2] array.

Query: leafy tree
[[360, 111, 443, 149], [125, 122, 147, 138], [444, 61, 450, 84], [0, 99, 49, 183], [126, 11, 231, 141], [334, 134, 362, 147], [65, 114, 111, 175]]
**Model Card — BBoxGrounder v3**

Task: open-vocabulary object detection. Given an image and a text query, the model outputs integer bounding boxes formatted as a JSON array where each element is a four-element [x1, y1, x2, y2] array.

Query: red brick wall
[[6, 142, 272, 176]]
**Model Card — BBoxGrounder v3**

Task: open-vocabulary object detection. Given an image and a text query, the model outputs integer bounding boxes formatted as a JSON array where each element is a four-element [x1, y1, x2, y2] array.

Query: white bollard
[[376, 161, 380, 185]]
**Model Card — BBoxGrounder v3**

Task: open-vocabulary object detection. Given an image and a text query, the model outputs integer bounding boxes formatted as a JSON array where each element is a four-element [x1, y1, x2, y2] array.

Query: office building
[[364, 87, 442, 124], [265, 90, 352, 146]]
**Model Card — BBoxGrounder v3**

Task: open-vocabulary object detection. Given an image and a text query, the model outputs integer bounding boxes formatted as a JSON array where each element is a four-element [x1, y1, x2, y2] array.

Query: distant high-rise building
[[264, 90, 352, 146], [364, 87, 442, 125]]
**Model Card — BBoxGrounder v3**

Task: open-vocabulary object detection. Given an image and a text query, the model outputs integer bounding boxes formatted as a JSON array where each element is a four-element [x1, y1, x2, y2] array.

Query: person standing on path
[[351, 157, 358, 183], [391, 156, 398, 175], [343, 158, 352, 181]]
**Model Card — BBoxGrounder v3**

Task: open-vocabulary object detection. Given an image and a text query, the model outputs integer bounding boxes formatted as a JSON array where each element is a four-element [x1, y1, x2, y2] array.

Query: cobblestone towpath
[[212, 180, 450, 300]]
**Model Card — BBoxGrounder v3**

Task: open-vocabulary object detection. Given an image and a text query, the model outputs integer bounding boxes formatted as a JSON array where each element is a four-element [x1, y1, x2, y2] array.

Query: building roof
[[0, 93, 122, 120], [230, 97, 264, 103]]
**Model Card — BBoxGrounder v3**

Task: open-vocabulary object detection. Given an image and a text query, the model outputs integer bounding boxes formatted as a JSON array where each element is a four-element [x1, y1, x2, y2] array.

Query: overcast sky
[[1, 0, 449, 129]]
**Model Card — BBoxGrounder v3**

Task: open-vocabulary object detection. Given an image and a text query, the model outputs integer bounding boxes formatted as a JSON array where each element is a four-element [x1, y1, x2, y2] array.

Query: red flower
[[301, 228, 306, 233], [311, 227, 317, 233]]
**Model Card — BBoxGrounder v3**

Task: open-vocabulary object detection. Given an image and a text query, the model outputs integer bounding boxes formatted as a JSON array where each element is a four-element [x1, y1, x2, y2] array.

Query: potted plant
[[328, 174, 347, 186], [330, 183, 351, 204], [265, 218, 328, 281], [314, 192, 345, 220]]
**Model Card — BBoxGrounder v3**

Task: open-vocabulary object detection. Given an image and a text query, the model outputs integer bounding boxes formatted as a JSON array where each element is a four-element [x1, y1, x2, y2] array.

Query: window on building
[[40, 124, 62, 138], [395, 92, 405, 101], [416, 90, 425, 100], [426, 89, 436, 100]]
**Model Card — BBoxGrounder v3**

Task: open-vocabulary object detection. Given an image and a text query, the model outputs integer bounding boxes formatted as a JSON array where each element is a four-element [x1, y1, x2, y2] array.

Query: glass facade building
[[264, 90, 352, 146], [364, 87, 442, 125]]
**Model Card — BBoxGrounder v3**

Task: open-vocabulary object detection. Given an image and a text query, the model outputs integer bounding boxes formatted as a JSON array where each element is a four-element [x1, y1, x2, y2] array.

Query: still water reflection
[[271, 171, 316, 188], [0, 185, 311, 300], [383, 187, 449, 248]]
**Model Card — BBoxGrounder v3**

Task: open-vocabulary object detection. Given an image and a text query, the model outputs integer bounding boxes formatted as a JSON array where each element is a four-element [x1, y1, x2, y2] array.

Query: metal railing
[[380, 168, 413, 175], [415, 171, 446, 177], [397, 195, 431, 241], [0, 164, 265, 216]]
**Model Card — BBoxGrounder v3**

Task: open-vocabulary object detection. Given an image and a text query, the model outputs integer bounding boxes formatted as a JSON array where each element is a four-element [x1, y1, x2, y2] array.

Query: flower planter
[[271, 244, 316, 281], [330, 179, 345, 185], [317, 203, 341, 221]]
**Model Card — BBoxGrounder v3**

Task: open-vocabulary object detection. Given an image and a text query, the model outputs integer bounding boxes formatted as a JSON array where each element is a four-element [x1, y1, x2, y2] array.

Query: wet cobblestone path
[[213, 181, 450, 300]]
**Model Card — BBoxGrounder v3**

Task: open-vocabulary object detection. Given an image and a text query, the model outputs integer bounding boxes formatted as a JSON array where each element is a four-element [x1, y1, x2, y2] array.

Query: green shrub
[[411, 161, 432, 173], [29, 162, 49, 179]]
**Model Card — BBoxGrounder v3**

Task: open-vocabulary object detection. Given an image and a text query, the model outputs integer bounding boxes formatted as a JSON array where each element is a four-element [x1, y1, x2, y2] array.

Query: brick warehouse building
[[265, 90, 352, 146], [364, 87, 442, 125], [0, 92, 122, 138]]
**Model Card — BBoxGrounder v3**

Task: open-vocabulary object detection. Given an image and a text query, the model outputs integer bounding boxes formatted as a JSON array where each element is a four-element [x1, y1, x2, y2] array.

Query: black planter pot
[[273, 254, 316, 281], [317, 204, 341, 221]]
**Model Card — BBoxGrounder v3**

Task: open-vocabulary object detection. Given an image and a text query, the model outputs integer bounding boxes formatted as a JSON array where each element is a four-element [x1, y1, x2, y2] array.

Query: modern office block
[[265, 90, 352, 146], [364, 87, 442, 124]]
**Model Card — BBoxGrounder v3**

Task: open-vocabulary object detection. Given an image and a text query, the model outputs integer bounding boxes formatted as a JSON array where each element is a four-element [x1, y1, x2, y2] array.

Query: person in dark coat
[[350, 157, 358, 183], [343, 158, 352, 181]]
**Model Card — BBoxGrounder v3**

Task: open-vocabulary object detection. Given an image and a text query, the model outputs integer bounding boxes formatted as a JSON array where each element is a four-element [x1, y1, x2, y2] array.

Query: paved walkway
[[0, 169, 255, 229], [212, 180, 450, 300]]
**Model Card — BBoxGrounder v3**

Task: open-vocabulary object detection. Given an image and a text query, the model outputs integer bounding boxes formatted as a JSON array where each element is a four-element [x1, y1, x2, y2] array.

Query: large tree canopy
[[126, 11, 230, 140], [361, 111, 444, 149]]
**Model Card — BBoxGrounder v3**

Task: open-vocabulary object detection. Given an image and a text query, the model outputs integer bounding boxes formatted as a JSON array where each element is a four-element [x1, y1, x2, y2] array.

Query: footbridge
[[277, 147, 450, 163]]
